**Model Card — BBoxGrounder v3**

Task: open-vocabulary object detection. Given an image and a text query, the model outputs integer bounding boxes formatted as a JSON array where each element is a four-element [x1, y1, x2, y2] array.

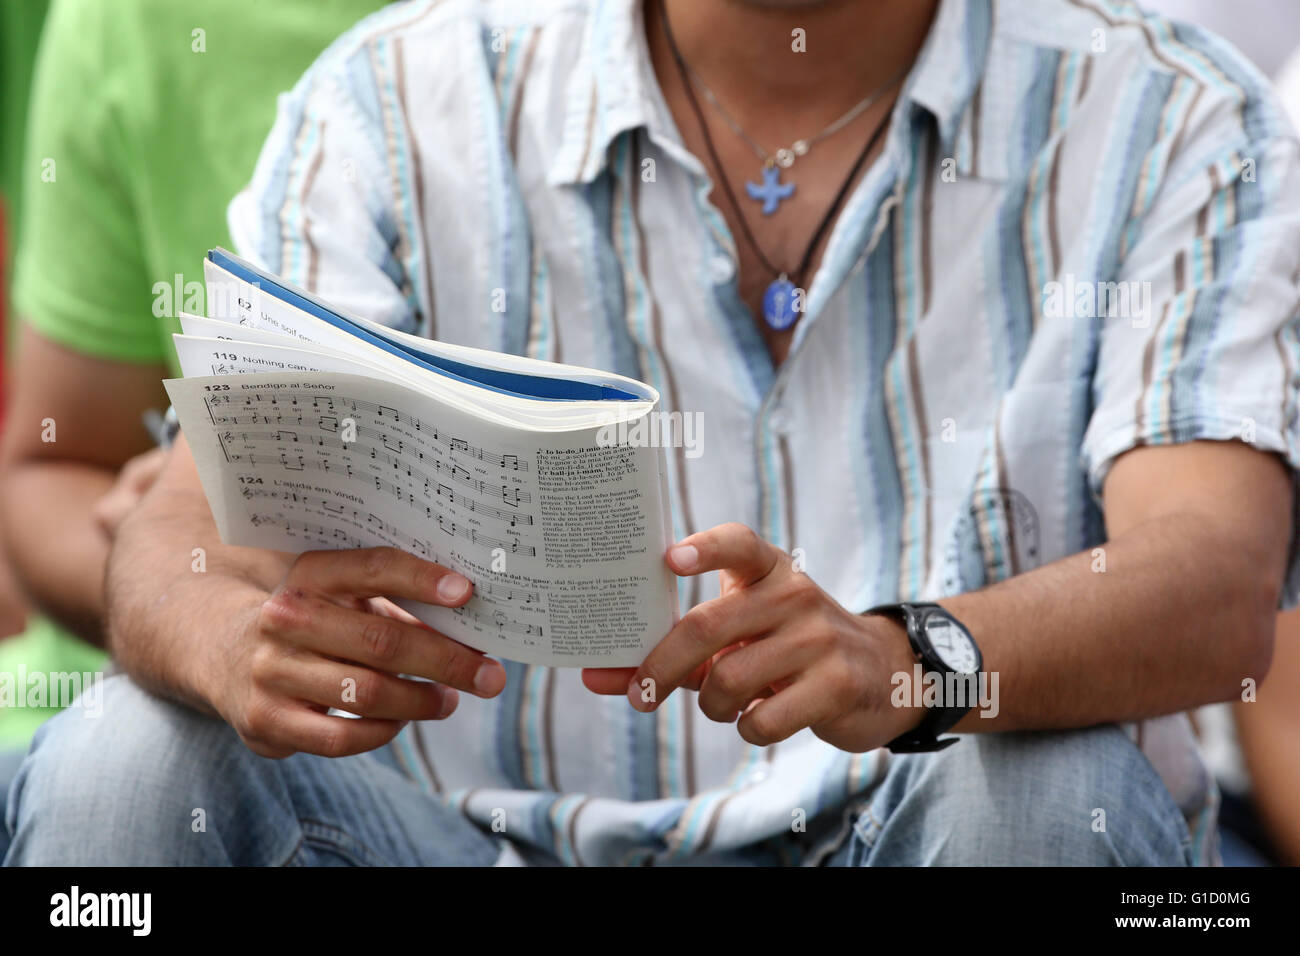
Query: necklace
[[659, 1, 901, 330], [661, 7, 908, 217]]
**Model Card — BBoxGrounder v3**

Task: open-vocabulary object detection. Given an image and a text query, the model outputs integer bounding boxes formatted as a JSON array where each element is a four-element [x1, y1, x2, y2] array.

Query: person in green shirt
[[0, 0, 53, 841], [0, 0, 386, 756]]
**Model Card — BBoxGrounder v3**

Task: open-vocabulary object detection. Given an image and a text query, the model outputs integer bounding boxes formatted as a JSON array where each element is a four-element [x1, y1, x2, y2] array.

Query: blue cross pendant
[[745, 165, 795, 215]]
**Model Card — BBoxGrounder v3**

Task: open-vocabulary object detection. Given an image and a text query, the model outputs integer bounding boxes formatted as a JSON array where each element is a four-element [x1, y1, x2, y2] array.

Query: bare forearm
[[1232, 612, 1300, 865], [1235, 704, 1300, 865], [0, 328, 173, 645], [949, 511, 1280, 733], [0, 462, 115, 644], [105, 437, 290, 714]]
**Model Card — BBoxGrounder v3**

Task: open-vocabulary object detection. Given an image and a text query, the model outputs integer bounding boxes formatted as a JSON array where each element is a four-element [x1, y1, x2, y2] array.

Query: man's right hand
[[104, 437, 509, 760], [214, 546, 506, 759]]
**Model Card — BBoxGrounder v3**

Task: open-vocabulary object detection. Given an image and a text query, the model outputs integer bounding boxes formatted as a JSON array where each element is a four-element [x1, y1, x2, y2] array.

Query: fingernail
[[474, 662, 505, 695], [435, 687, 459, 719], [669, 544, 698, 572], [436, 573, 471, 603], [627, 677, 649, 712]]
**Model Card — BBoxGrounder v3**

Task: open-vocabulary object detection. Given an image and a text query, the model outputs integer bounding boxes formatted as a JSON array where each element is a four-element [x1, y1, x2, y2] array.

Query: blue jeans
[[4, 676, 1193, 865], [0, 749, 25, 862]]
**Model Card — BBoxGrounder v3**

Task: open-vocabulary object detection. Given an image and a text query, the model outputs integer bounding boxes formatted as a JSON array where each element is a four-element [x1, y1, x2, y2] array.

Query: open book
[[164, 249, 678, 667]]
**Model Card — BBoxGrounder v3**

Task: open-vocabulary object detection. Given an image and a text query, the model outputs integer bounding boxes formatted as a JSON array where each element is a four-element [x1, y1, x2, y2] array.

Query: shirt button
[[768, 408, 790, 434], [708, 255, 735, 284]]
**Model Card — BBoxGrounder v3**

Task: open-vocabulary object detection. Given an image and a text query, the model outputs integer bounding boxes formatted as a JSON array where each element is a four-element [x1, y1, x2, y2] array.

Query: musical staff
[[248, 513, 363, 548], [215, 423, 533, 525], [477, 581, 541, 604], [237, 477, 533, 528], [452, 604, 544, 640], [205, 392, 529, 471], [248, 508, 534, 560], [436, 514, 535, 556]]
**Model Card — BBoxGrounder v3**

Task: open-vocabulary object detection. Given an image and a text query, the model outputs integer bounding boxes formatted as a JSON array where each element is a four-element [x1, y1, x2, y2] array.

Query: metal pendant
[[762, 275, 799, 331]]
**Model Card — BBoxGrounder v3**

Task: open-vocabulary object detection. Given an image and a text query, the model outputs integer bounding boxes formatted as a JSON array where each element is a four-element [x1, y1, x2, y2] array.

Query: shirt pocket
[[931, 374, 1095, 596]]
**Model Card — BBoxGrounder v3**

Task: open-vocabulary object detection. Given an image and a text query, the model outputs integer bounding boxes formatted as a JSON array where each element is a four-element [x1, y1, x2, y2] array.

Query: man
[[6, 0, 1298, 866]]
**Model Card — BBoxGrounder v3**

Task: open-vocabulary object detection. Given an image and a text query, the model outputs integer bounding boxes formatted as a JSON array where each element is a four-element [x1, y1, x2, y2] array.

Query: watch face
[[923, 615, 979, 674]]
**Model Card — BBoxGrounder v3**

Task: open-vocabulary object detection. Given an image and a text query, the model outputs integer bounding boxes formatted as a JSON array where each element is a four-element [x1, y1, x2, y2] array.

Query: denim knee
[[843, 725, 1195, 866], [4, 675, 299, 865]]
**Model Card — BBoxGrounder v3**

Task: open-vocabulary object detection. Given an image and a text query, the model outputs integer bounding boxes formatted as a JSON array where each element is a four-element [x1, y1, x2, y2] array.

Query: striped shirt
[[228, 0, 1300, 865]]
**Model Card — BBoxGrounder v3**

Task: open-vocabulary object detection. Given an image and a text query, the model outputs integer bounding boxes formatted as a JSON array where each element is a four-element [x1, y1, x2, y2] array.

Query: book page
[[203, 254, 657, 399], [166, 370, 678, 668], [171, 332, 652, 433]]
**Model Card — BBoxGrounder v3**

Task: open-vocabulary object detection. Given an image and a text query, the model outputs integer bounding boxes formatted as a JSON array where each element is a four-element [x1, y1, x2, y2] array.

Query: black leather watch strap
[[867, 602, 981, 754]]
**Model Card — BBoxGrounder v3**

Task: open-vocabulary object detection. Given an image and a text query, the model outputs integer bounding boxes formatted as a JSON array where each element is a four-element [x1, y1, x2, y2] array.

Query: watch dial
[[923, 616, 979, 674]]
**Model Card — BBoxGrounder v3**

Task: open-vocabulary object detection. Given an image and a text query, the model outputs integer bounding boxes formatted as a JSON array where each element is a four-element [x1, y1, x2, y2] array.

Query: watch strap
[[867, 601, 978, 754]]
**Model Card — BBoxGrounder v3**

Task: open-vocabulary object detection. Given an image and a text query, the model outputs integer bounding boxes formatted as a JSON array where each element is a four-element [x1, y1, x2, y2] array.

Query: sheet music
[[166, 370, 678, 667]]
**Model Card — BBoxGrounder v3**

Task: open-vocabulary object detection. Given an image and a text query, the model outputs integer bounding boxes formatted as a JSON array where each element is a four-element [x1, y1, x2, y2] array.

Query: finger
[[288, 547, 474, 606], [258, 589, 506, 696], [124, 448, 168, 492], [581, 620, 747, 696], [677, 640, 756, 694], [363, 595, 424, 625], [696, 632, 818, 722], [584, 657, 713, 696], [667, 523, 782, 587], [581, 667, 635, 695], [266, 651, 459, 721], [248, 704, 407, 758], [627, 585, 786, 711], [91, 492, 130, 534], [735, 674, 841, 747]]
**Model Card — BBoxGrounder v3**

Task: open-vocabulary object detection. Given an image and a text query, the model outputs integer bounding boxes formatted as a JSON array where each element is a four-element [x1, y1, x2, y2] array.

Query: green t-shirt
[[0, 0, 50, 279], [14, 0, 385, 371]]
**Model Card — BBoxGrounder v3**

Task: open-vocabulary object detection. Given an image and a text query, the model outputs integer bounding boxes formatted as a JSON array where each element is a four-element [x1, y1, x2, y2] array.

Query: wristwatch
[[866, 602, 983, 753]]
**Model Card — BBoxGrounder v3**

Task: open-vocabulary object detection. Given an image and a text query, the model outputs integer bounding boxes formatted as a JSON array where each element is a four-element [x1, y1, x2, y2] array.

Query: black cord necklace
[[659, 0, 900, 331]]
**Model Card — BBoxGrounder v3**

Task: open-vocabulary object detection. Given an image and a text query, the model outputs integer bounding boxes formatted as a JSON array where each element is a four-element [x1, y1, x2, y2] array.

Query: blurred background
[[0, 0, 1297, 866]]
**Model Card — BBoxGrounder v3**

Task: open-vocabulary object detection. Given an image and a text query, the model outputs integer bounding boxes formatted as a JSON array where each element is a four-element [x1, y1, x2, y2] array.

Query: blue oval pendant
[[762, 277, 799, 331]]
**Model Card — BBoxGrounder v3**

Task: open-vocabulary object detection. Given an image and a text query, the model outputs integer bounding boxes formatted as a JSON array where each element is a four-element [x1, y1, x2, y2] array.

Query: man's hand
[[91, 447, 168, 539], [105, 437, 512, 760], [583, 523, 920, 751], [215, 547, 508, 759]]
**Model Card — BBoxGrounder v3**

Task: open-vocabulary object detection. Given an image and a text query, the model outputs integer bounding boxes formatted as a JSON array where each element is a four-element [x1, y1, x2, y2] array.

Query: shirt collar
[[547, 0, 657, 186], [547, 0, 992, 188], [902, 0, 992, 154]]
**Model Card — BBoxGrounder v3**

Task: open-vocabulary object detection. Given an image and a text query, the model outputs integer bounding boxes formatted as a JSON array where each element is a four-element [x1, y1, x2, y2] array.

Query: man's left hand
[[582, 523, 922, 751]]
